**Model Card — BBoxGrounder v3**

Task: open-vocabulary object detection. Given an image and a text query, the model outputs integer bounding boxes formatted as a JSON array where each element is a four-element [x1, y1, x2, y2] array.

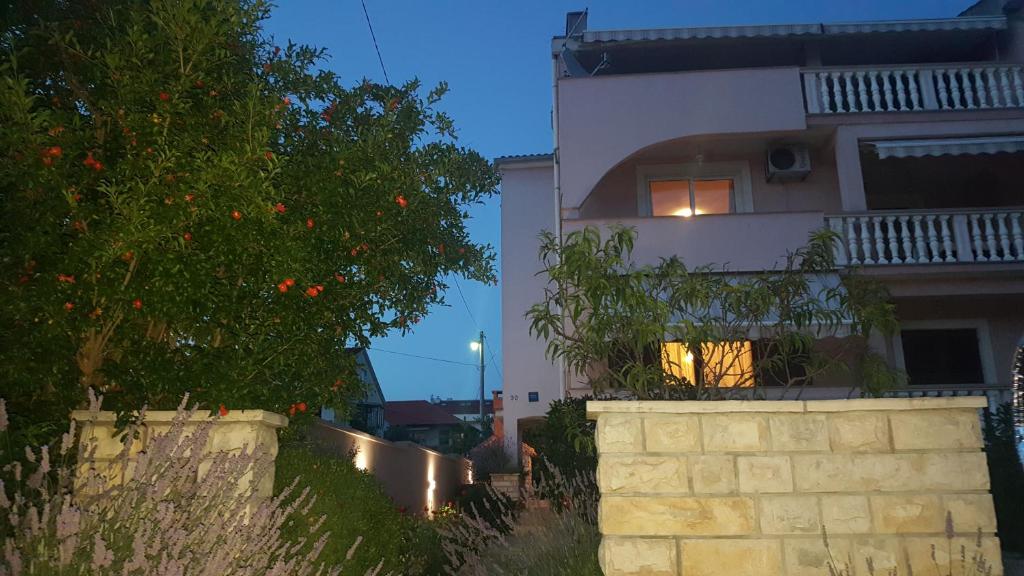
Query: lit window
[[661, 341, 754, 387], [650, 179, 734, 217]]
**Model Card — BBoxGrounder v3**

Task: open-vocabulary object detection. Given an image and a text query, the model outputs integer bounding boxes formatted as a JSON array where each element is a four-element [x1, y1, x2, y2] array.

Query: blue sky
[[266, 0, 975, 401]]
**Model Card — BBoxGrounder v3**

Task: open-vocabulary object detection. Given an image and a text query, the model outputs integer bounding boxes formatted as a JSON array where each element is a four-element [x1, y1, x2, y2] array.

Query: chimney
[[565, 11, 588, 37]]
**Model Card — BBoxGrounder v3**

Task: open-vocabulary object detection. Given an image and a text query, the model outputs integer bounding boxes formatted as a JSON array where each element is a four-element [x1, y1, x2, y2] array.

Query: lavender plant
[[822, 512, 998, 576], [0, 393, 372, 576], [440, 462, 600, 576]]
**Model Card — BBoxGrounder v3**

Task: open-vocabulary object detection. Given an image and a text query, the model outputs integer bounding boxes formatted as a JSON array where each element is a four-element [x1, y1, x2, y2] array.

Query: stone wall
[[588, 398, 1002, 576], [72, 409, 287, 499]]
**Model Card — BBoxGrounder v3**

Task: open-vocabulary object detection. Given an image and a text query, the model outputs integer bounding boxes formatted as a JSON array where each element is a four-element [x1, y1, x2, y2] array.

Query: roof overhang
[[494, 153, 554, 170]]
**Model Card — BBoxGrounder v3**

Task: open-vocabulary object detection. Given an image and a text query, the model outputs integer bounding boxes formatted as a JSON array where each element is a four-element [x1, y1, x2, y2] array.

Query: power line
[[359, 0, 390, 84], [367, 347, 476, 368], [451, 276, 503, 380]]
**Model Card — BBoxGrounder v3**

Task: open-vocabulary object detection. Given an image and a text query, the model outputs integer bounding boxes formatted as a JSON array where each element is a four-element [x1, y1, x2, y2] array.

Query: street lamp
[[470, 332, 484, 430]]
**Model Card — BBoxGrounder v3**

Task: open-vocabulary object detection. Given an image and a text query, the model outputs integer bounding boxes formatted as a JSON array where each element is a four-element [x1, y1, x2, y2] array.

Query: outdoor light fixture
[[469, 341, 481, 352]]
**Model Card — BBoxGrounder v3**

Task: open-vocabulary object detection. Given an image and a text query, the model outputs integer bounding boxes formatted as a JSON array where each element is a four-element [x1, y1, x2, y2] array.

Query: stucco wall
[[558, 67, 808, 211], [582, 141, 842, 219], [309, 420, 471, 516], [499, 161, 560, 451], [589, 398, 1002, 576]]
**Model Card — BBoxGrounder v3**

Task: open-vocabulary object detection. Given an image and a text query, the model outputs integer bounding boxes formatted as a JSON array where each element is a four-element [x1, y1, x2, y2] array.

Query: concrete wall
[[563, 212, 826, 272], [310, 420, 471, 517], [558, 67, 808, 211], [499, 161, 560, 451], [72, 409, 286, 499], [589, 398, 1002, 576]]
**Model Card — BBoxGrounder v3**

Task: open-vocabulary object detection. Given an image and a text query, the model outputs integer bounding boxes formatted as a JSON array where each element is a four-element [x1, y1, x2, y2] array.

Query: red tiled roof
[[435, 399, 494, 416], [384, 401, 463, 427]]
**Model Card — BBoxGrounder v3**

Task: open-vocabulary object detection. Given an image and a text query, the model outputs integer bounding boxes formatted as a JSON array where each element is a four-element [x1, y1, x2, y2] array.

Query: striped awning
[[582, 23, 820, 43], [578, 16, 1006, 45], [823, 16, 1006, 35], [868, 135, 1024, 159]]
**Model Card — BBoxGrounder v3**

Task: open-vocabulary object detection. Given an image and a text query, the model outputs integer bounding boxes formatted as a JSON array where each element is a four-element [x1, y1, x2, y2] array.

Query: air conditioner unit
[[766, 145, 811, 182]]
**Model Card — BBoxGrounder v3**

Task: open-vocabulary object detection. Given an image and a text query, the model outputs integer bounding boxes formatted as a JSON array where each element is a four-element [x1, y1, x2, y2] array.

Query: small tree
[[527, 226, 902, 400], [0, 0, 497, 429]]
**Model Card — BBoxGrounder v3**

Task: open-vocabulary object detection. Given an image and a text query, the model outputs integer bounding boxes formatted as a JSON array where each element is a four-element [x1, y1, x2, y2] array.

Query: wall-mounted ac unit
[[766, 145, 811, 182]]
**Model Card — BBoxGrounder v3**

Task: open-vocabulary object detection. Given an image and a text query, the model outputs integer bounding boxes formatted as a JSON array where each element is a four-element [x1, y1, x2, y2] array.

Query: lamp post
[[470, 332, 484, 430]]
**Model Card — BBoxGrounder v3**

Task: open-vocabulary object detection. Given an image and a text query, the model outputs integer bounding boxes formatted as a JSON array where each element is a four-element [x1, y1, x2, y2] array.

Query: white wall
[[499, 161, 559, 453]]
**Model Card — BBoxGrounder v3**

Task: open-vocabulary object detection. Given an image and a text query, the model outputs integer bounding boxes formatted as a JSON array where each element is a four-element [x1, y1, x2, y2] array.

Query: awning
[[823, 16, 1006, 35], [582, 23, 821, 43], [577, 16, 1006, 45], [867, 135, 1024, 159]]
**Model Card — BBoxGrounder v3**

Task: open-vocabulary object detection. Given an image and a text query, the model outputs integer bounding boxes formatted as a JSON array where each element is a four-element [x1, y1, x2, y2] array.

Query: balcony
[[803, 63, 1024, 115], [827, 208, 1024, 266]]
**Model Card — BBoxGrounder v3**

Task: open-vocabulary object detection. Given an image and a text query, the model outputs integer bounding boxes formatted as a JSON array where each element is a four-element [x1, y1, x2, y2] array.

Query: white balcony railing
[[803, 63, 1024, 114], [827, 209, 1024, 265]]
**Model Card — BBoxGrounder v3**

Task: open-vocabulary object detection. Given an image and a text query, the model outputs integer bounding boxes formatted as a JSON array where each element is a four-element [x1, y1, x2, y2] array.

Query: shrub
[[273, 441, 446, 576], [468, 438, 518, 482], [0, 393, 360, 575], [983, 402, 1024, 552], [441, 466, 599, 576]]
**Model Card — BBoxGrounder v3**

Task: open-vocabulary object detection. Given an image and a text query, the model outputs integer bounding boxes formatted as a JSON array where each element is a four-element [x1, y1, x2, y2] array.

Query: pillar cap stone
[[71, 409, 289, 428], [586, 397, 986, 418]]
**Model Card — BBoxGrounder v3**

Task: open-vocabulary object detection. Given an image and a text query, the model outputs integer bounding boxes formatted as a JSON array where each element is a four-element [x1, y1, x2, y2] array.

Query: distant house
[[383, 400, 465, 452], [431, 397, 495, 430], [320, 348, 386, 437]]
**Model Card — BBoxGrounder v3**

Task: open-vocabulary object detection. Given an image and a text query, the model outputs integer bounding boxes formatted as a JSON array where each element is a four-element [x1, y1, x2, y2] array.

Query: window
[[661, 341, 755, 388], [527, 391, 539, 403], [900, 328, 985, 385], [637, 162, 752, 217], [650, 179, 733, 217]]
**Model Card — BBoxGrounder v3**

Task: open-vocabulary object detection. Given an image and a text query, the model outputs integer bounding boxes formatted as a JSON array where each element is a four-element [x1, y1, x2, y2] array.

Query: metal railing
[[826, 208, 1024, 265], [803, 63, 1024, 114]]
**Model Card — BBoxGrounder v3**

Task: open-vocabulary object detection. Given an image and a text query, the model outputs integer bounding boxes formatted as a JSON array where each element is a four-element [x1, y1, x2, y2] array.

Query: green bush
[[273, 442, 445, 576], [983, 402, 1024, 552]]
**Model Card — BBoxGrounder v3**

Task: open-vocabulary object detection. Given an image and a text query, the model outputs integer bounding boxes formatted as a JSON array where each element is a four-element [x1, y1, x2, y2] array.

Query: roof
[[384, 401, 463, 427], [494, 153, 553, 166], [435, 399, 495, 416], [567, 15, 1007, 46]]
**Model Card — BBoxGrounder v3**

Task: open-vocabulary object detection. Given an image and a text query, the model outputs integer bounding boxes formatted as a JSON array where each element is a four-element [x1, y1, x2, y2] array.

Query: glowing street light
[[470, 332, 485, 428]]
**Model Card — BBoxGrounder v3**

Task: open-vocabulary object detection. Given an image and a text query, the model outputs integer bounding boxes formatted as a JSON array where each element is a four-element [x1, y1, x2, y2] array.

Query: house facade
[[320, 348, 386, 436], [499, 5, 1024, 450]]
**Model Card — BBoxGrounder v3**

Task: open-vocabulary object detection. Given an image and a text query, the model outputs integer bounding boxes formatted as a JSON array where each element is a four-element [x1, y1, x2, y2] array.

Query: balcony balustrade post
[[952, 214, 975, 263], [803, 73, 822, 114], [827, 217, 848, 265], [918, 69, 939, 110]]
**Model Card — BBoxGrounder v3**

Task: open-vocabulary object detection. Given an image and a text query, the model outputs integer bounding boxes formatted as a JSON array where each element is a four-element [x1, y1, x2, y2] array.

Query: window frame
[[892, 319, 997, 386], [636, 161, 754, 217]]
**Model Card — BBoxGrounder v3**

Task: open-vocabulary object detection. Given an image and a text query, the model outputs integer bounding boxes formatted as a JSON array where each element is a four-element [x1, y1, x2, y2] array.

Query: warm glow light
[[661, 341, 754, 387], [426, 460, 437, 517], [354, 447, 368, 471], [469, 341, 481, 352], [670, 208, 704, 218]]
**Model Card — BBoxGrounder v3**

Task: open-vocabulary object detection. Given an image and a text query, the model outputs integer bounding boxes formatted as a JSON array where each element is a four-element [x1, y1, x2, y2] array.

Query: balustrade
[[804, 64, 1024, 114], [827, 209, 1024, 265]]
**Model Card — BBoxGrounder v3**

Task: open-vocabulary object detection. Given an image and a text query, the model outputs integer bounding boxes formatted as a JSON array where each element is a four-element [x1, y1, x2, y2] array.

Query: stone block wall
[[588, 398, 1002, 576], [72, 409, 287, 499]]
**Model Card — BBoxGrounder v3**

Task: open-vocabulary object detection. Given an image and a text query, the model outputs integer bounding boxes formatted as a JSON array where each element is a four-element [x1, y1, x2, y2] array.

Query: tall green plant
[[0, 0, 498, 428], [527, 226, 901, 399]]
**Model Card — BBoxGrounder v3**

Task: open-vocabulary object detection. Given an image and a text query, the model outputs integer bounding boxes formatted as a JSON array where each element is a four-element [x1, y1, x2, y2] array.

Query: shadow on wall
[[309, 419, 472, 516]]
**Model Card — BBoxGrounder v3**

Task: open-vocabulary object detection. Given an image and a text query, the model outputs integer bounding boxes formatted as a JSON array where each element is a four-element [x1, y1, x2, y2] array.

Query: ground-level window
[[661, 341, 755, 388], [900, 328, 985, 385]]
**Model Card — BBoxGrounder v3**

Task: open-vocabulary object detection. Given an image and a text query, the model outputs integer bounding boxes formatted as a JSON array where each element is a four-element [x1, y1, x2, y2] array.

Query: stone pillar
[[71, 409, 287, 499], [588, 398, 1002, 576]]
